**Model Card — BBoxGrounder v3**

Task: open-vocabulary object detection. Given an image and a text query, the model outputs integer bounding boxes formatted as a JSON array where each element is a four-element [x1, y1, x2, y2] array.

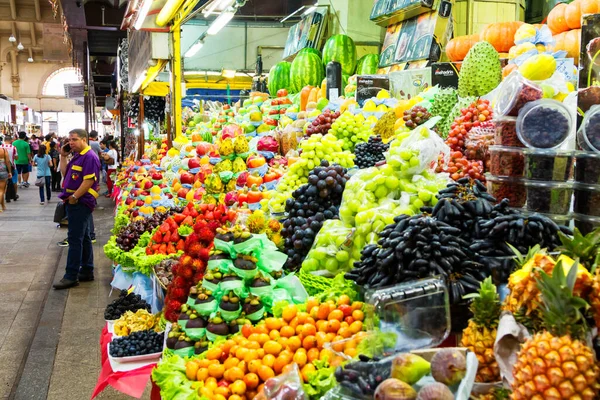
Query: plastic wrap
[[255, 364, 308, 400], [385, 126, 450, 177], [301, 220, 355, 277], [465, 123, 495, 162]]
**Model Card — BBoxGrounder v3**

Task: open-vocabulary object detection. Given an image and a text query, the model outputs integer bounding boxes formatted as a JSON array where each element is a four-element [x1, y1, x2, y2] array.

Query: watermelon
[[290, 52, 325, 93], [356, 54, 380, 75], [322, 34, 357, 76], [268, 61, 291, 95], [298, 47, 321, 58], [201, 131, 213, 143]]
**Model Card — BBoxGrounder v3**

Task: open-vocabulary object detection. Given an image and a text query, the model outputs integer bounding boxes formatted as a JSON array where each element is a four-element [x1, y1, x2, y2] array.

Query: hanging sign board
[[64, 83, 85, 99], [128, 30, 169, 92], [42, 24, 70, 61], [282, 7, 328, 60]]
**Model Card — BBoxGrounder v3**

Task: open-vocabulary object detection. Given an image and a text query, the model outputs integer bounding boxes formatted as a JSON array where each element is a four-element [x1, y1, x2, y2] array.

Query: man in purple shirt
[[54, 129, 101, 290]]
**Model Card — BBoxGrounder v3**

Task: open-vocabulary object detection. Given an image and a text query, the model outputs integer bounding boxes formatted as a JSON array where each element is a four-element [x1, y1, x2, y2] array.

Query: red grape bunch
[[403, 106, 432, 129], [305, 110, 341, 136]]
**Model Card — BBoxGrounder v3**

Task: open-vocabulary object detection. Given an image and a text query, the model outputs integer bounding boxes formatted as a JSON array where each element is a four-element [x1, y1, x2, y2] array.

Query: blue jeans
[[65, 203, 94, 280], [38, 176, 51, 202]]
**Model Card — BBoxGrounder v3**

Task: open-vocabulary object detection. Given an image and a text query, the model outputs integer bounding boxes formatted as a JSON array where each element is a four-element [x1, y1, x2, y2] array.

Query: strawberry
[[163, 231, 171, 243], [171, 231, 180, 242], [167, 218, 178, 231], [173, 213, 186, 224], [189, 207, 199, 218], [159, 222, 170, 233], [176, 239, 185, 251], [159, 243, 167, 254], [145, 247, 152, 255], [167, 243, 176, 254], [182, 216, 194, 226], [152, 231, 163, 243]]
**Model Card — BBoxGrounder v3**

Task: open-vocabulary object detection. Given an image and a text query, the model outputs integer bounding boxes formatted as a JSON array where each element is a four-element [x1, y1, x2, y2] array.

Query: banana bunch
[[114, 309, 159, 336]]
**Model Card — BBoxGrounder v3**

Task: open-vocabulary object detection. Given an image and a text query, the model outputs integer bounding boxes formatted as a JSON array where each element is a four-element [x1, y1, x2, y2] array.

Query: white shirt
[[0, 144, 16, 164], [106, 149, 119, 168]]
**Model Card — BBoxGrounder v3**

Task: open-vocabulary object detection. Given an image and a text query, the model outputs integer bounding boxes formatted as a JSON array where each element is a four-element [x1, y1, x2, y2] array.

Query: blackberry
[[354, 136, 389, 169], [109, 329, 164, 357]]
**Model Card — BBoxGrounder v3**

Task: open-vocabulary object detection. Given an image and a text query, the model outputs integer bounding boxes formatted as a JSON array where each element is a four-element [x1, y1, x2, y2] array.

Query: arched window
[[42, 67, 83, 97]]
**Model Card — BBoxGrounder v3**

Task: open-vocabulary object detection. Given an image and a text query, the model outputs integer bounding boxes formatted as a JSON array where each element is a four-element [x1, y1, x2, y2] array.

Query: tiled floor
[[0, 180, 150, 400]]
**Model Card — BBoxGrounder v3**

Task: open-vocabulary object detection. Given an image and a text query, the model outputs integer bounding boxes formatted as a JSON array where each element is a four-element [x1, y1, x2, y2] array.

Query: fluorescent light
[[222, 69, 236, 79], [206, 8, 235, 35], [302, 5, 318, 15], [17, 42, 24, 50], [203, 0, 234, 17], [131, 70, 148, 92], [27, 57, 33, 62], [8, 35, 15, 42], [134, 0, 152, 30], [184, 40, 204, 58]]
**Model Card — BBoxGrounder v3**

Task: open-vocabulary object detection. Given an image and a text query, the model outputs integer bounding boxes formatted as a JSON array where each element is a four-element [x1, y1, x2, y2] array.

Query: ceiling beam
[[8, 0, 16, 19], [29, 22, 36, 46], [0, 6, 59, 23], [33, 0, 41, 21]]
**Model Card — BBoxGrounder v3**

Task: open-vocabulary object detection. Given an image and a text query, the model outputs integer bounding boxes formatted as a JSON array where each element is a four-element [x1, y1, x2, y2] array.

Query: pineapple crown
[[464, 277, 501, 328], [558, 227, 600, 273], [536, 259, 590, 340], [508, 243, 545, 268]]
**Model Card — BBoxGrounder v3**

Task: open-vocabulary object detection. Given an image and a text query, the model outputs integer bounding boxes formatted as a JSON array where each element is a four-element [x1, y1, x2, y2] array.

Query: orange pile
[[184, 295, 366, 400]]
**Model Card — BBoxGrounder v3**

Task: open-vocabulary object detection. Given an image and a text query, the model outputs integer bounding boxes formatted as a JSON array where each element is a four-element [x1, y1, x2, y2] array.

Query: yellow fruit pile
[[184, 296, 367, 400], [113, 309, 159, 336]]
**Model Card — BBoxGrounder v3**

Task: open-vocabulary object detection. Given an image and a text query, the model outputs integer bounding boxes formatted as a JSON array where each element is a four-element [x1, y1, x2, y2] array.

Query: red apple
[[136, 200, 144, 207], [196, 142, 213, 156], [180, 172, 195, 185], [131, 210, 139, 217], [188, 158, 201, 170], [177, 188, 189, 198], [152, 173, 163, 181], [144, 180, 153, 189], [125, 197, 134, 205], [277, 89, 288, 97]]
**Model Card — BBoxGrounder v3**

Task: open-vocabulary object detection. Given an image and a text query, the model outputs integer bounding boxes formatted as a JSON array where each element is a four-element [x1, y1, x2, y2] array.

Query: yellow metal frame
[[171, 25, 183, 141]]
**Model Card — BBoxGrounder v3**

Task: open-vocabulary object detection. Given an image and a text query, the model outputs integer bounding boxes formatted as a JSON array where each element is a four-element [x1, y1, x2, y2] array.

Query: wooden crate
[[453, 0, 525, 37]]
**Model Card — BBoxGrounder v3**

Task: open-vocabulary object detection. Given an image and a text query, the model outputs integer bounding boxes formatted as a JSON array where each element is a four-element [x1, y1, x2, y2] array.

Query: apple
[[180, 172, 195, 185], [177, 188, 189, 198], [131, 210, 139, 217], [277, 89, 288, 97], [144, 180, 153, 190], [136, 200, 144, 207], [125, 197, 134, 205], [188, 158, 201, 170]]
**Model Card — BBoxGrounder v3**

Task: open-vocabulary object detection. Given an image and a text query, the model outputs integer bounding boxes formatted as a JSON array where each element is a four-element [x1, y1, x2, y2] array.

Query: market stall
[[96, 0, 600, 398]]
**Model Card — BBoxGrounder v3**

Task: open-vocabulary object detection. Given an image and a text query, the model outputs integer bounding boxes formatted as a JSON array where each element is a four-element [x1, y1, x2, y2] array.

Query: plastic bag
[[465, 122, 496, 162], [301, 220, 355, 277], [385, 126, 450, 177], [255, 363, 308, 400], [280, 124, 302, 155]]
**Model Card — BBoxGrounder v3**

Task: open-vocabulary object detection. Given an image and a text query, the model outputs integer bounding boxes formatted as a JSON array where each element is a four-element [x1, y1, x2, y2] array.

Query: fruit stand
[[96, 0, 600, 398]]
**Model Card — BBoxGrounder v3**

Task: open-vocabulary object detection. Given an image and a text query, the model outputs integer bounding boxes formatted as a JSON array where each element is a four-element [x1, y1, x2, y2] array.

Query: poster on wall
[[43, 24, 70, 61], [379, 22, 402, 67], [282, 7, 328, 59], [393, 11, 437, 64]]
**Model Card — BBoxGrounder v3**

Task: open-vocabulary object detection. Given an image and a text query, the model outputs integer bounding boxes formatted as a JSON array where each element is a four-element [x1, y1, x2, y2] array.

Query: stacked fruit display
[[328, 111, 374, 151], [115, 210, 174, 251], [353, 136, 389, 168], [104, 290, 152, 320]]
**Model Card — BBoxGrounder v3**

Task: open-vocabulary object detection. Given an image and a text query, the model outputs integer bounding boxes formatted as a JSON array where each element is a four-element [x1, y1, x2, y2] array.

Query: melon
[[322, 34, 357, 75], [290, 52, 325, 93], [268, 61, 292, 95], [356, 54, 380, 75], [298, 47, 321, 57]]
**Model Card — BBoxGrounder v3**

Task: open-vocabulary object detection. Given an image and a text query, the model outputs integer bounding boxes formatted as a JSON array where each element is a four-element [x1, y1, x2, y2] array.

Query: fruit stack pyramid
[[104, 290, 152, 320]]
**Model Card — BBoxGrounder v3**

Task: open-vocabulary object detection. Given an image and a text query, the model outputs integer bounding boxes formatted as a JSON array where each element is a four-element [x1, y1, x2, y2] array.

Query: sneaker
[[40, 202, 45, 205], [53, 278, 79, 290], [91, 238, 97, 244], [23, 183, 30, 188], [57, 239, 69, 247]]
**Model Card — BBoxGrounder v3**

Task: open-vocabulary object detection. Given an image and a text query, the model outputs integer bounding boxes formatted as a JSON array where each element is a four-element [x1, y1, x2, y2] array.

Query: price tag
[[127, 285, 136, 295]]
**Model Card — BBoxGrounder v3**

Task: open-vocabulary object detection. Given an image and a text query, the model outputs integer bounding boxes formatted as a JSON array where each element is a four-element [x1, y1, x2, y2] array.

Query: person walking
[[33, 145, 52, 205], [13, 132, 31, 187], [1, 135, 18, 203], [0, 139, 12, 212], [54, 129, 100, 289], [49, 141, 61, 191], [102, 140, 119, 197]]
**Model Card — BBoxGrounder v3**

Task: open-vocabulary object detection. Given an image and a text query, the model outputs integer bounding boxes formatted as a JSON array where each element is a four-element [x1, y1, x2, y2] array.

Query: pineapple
[[219, 138, 234, 156], [461, 277, 501, 383], [478, 388, 511, 400], [233, 135, 249, 154], [511, 260, 600, 400]]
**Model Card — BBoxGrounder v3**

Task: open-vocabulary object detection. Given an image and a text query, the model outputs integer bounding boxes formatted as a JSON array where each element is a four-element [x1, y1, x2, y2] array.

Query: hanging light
[[202, 0, 234, 17], [27, 57, 33, 62], [206, 7, 235, 35], [302, 3, 319, 15], [134, 0, 152, 30], [184, 40, 204, 58], [17, 42, 24, 50], [8, 34, 16, 43]]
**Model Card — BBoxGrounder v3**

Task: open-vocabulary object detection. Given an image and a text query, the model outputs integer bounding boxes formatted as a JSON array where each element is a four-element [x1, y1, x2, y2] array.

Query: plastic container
[[494, 116, 525, 147], [573, 182, 600, 217], [517, 99, 573, 149], [524, 149, 574, 181], [577, 105, 600, 152], [489, 146, 525, 177], [363, 277, 450, 354], [486, 175, 526, 207], [494, 72, 543, 117], [524, 180, 573, 214], [573, 213, 600, 235], [574, 151, 600, 185]]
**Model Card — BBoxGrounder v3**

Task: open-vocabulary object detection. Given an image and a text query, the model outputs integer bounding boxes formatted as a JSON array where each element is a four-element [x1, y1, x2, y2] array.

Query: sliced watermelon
[[322, 34, 357, 76]]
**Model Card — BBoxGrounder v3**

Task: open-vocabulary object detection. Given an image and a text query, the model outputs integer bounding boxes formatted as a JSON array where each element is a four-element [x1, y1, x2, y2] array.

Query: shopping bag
[[35, 177, 45, 187], [53, 201, 66, 223]]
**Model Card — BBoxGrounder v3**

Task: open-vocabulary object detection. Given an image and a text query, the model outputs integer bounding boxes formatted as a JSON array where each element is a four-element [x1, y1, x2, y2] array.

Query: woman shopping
[[101, 140, 119, 197], [0, 141, 13, 212], [33, 144, 53, 205]]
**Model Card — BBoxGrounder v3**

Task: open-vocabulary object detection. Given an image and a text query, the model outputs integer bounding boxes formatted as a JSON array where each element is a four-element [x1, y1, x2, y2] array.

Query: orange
[[238, 360, 248, 374], [247, 341, 261, 350], [253, 324, 269, 335], [229, 395, 244, 400], [230, 380, 247, 395], [344, 347, 358, 358], [302, 335, 317, 350], [257, 365, 275, 381], [224, 357, 241, 370], [307, 347, 320, 362], [293, 349, 307, 367], [257, 333, 270, 346], [296, 312, 309, 324], [248, 333, 261, 343], [246, 390, 258, 400], [196, 367, 209, 381], [327, 319, 341, 334], [352, 309, 365, 321], [248, 359, 262, 373], [338, 327, 352, 339], [316, 320, 328, 332], [208, 363, 225, 379], [205, 377, 218, 390], [344, 339, 358, 350], [257, 348, 265, 359], [185, 362, 200, 380], [300, 364, 316, 382], [280, 325, 295, 338], [264, 340, 283, 355], [213, 395, 227, 400], [228, 366, 245, 382], [295, 324, 305, 336], [236, 347, 249, 360], [243, 373, 260, 390], [273, 355, 289, 374], [349, 321, 363, 334], [337, 294, 351, 306], [288, 317, 299, 330], [302, 324, 316, 337], [199, 387, 213, 397], [206, 347, 223, 360], [281, 305, 297, 322], [214, 386, 230, 397], [265, 317, 283, 331], [332, 338, 344, 352], [222, 339, 236, 355], [328, 309, 344, 321], [244, 349, 259, 363], [315, 332, 328, 349], [269, 330, 281, 340], [316, 304, 330, 320], [320, 348, 334, 361], [306, 297, 319, 314], [325, 332, 336, 342], [199, 359, 211, 368], [287, 336, 301, 352], [277, 337, 289, 349], [351, 301, 363, 311], [305, 316, 316, 326], [262, 354, 275, 368], [310, 307, 319, 320], [229, 346, 239, 358]]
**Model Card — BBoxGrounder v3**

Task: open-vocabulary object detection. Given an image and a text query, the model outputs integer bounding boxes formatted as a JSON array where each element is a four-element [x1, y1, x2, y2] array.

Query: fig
[[186, 317, 208, 329], [430, 349, 466, 386], [374, 378, 417, 400], [391, 353, 431, 385], [416, 382, 454, 400]]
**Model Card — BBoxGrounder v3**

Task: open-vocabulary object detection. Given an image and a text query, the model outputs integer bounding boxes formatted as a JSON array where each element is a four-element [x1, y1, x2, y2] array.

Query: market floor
[[0, 181, 151, 400]]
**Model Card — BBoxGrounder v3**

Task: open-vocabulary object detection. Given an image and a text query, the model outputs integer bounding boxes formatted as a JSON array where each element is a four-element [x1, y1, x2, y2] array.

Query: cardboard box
[[356, 75, 390, 105], [431, 62, 462, 89], [371, 0, 438, 26]]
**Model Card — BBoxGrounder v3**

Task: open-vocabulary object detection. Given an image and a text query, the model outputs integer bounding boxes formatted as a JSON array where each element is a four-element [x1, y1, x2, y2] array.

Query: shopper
[[49, 141, 61, 191], [102, 140, 119, 197], [30, 134, 40, 153], [43, 134, 53, 154], [0, 139, 12, 212], [1, 135, 17, 202], [33, 144, 52, 205], [13, 132, 31, 187], [54, 129, 100, 289]]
